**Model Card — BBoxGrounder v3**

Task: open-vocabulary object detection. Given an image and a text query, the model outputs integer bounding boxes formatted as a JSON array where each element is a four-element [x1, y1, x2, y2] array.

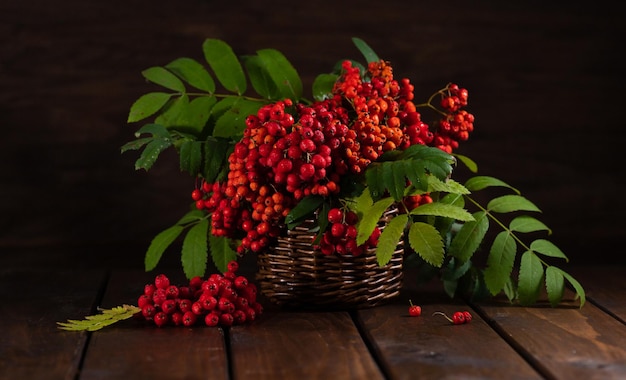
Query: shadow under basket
[[256, 209, 404, 310]]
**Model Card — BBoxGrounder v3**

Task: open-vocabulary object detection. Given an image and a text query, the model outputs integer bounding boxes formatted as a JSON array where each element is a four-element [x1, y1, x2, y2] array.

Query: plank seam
[[349, 310, 391, 380]]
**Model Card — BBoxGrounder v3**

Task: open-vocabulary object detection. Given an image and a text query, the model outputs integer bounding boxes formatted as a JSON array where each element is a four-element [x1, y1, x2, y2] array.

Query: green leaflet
[[449, 211, 489, 262], [410, 202, 474, 222], [175, 209, 206, 225], [454, 153, 478, 173], [427, 177, 470, 195], [256, 48, 303, 100], [142, 66, 186, 93], [465, 175, 519, 194], [557, 268, 586, 308], [165, 57, 215, 93], [203, 137, 231, 183], [127, 92, 172, 123], [57, 305, 141, 332], [488, 195, 541, 213], [530, 239, 568, 261], [356, 197, 395, 246], [145, 225, 184, 271], [212, 97, 262, 139], [352, 37, 380, 63], [209, 234, 238, 274], [202, 38, 247, 95], [135, 137, 172, 171], [408, 222, 445, 267], [545, 266, 565, 307], [284, 195, 324, 229], [376, 214, 407, 266], [510, 215, 552, 234], [181, 219, 209, 278], [242, 55, 279, 99], [483, 231, 517, 295], [156, 95, 215, 134], [179, 140, 203, 176], [518, 251, 544, 306], [312, 73, 338, 101]]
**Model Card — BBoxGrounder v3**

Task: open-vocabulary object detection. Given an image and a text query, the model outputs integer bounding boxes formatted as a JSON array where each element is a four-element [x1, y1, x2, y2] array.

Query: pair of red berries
[[408, 300, 473, 325]]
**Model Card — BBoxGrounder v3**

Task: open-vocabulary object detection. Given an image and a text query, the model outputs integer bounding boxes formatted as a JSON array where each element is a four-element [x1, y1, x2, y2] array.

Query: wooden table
[[1, 259, 625, 379]]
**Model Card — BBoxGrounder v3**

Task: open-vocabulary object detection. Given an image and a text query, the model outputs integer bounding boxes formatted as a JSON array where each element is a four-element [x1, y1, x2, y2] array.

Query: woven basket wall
[[256, 208, 404, 309]]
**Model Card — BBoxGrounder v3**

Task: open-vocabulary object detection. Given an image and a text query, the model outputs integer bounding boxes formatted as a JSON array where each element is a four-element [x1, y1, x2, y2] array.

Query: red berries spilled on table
[[408, 300, 422, 317], [136, 261, 262, 328], [432, 310, 473, 325]]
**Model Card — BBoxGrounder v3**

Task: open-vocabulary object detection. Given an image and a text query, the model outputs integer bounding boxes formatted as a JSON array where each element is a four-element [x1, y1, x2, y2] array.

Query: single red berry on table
[[408, 300, 421, 317], [463, 311, 472, 323], [452, 311, 466, 325]]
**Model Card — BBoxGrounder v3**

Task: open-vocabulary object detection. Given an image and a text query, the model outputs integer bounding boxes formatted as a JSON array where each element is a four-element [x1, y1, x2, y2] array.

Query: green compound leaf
[[256, 48, 303, 100], [57, 305, 141, 332], [209, 234, 238, 274], [427, 177, 470, 195], [356, 197, 395, 246], [410, 202, 474, 222], [242, 55, 279, 99], [488, 195, 541, 213], [155, 94, 189, 128], [203, 137, 231, 183], [202, 38, 247, 95], [352, 37, 380, 63], [142, 66, 186, 93], [376, 214, 408, 266], [135, 137, 172, 171], [145, 224, 184, 271], [518, 251, 544, 306], [312, 73, 338, 101], [483, 231, 517, 295], [127, 92, 172, 123], [510, 215, 552, 234], [530, 239, 568, 261], [465, 175, 519, 194], [449, 211, 489, 262], [181, 219, 209, 279], [545, 266, 565, 307], [120, 137, 152, 153], [165, 57, 215, 93], [408, 221, 445, 267], [134, 123, 170, 138]]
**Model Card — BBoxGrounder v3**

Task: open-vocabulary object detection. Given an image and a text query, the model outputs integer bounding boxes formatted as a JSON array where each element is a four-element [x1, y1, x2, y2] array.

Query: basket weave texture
[[256, 208, 404, 309]]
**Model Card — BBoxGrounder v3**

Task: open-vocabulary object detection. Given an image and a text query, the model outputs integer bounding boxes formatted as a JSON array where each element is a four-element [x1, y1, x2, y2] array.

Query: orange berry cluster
[[192, 60, 474, 255]]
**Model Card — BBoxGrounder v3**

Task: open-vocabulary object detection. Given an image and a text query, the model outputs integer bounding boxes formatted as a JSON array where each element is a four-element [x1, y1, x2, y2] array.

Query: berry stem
[[432, 311, 453, 323]]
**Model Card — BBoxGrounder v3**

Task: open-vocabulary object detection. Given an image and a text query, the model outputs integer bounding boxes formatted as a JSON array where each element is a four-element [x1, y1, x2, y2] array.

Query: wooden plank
[[356, 292, 541, 379], [80, 270, 229, 380], [475, 295, 626, 379], [567, 266, 626, 322], [230, 311, 385, 380], [0, 268, 106, 380]]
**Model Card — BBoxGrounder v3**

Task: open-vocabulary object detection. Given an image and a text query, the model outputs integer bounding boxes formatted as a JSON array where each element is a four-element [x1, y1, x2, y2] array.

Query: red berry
[[182, 311, 197, 327], [219, 313, 234, 326], [161, 299, 177, 315], [408, 300, 421, 317], [327, 208, 343, 223], [154, 274, 170, 290], [153, 311, 169, 327], [204, 312, 220, 327], [137, 294, 152, 309], [452, 311, 466, 325], [463, 311, 472, 323], [227, 261, 239, 273]]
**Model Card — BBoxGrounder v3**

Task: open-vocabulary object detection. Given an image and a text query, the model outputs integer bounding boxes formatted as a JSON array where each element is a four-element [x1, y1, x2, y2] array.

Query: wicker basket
[[256, 208, 404, 309]]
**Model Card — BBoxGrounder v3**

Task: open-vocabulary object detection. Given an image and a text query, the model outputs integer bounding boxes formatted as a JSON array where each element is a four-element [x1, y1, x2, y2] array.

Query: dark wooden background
[[1, 0, 624, 270]]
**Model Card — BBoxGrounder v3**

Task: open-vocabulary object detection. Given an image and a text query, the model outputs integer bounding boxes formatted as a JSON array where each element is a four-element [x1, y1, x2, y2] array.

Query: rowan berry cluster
[[136, 261, 262, 327], [318, 207, 377, 256], [191, 59, 474, 256]]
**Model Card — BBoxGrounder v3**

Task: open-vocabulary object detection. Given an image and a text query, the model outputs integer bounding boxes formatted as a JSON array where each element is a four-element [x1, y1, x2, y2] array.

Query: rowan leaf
[[510, 215, 552, 234], [312, 73, 338, 101], [202, 137, 231, 183], [545, 266, 565, 307], [242, 55, 278, 99], [134, 137, 172, 171], [213, 98, 262, 139], [530, 239, 568, 261], [181, 219, 209, 278], [410, 202, 474, 222], [454, 153, 478, 173], [179, 140, 203, 176], [57, 305, 141, 331], [202, 38, 247, 94], [165, 57, 215, 93], [376, 214, 407, 266], [488, 195, 541, 213], [356, 197, 395, 246], [142, 66, 186, 93], [465, 175, 519, 194], [127, 92, 172, 123], [408, 222, 445, 267], [145, 225, 184, 271], [449, 211, 489, 262], [518, 251, 544, 306], [483, 231, 517, 295], [557, 268, 586, 308], [256, 48, 303, 100], [285, 195, 324, 229], [352, 37, 380, 63], [209, 234, 238, 273]]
